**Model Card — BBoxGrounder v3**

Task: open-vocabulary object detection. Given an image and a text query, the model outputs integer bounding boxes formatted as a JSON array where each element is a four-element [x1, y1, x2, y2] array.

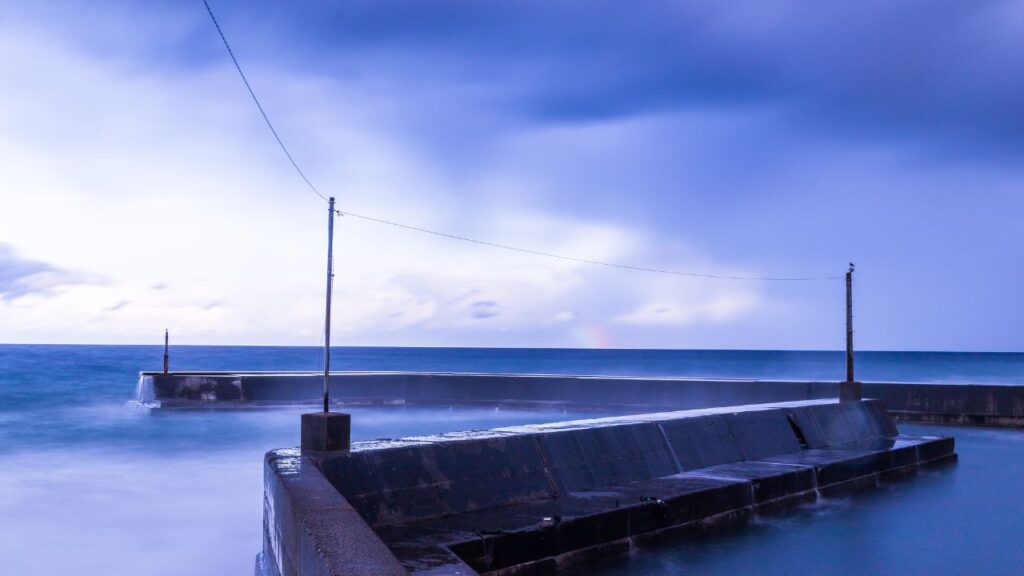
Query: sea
[[2, 344, 1023, 575]]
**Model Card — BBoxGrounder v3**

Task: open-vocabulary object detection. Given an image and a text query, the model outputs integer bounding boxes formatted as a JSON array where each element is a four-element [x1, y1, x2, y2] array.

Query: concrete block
[[540, 423, 676, 492], [687, 461, 815, 504], [432, 435, 554, 513], [324, 436, 556, 527], [861, 399, 900, 436], [840, 380, 862, 402], [760, 448, 883, 487], [901, 435, 956, 463], [361, 484, 449, 528], [786, 403, 857, 448], [724, 409, 802, 460], [371, 445, 440, 490], [855, 438, 919, 471], [318, 452, 379, 496], [536, 430, 595, 492], [658, 414, 743, 470], [486, 527, 559, 572], [554, 508, 633, 556], [787, 400, 898, 449], [835, 401, 877, 441], [300, 412, 351, 452], [657, 477, 753, 525], [327, 446, 447, 527]]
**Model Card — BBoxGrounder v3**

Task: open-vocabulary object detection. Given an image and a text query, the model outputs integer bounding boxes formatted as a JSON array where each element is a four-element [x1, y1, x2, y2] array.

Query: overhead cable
[[203, 0, 328, 202], [203, 1, 842, 282], [336, 210, 842, 281]]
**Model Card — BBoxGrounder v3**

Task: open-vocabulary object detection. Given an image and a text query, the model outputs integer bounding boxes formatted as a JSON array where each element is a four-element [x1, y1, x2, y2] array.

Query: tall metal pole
[[845, 264, 855, 383], [163, 329, 169, 374], [323, 197, 336, 413]]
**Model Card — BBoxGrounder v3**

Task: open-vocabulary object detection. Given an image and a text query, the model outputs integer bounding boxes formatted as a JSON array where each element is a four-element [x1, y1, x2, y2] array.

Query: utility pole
[[323, 197, 335, 413], [840, 263, 861, 402], [845, 264, 854, 382], [301, 197, 350, 452], [163, 329, 169, 374]]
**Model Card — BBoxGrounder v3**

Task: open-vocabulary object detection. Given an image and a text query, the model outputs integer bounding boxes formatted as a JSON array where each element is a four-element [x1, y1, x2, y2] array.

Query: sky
[[1, 0, 1022, 351]]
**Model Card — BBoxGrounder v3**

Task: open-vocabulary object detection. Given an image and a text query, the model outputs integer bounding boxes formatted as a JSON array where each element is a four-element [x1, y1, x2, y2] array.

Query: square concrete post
[[840, 380, 862, 403], [301, 412, 351, 452]]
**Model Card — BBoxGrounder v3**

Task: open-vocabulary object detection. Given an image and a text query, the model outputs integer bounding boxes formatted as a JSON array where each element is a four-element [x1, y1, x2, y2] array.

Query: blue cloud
[[470, 300, 499, 319], [0, 244, 99, 301], [195, 0, 1023, 160]]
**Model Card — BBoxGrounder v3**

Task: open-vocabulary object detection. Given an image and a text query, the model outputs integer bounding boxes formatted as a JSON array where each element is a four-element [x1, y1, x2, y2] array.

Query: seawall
[[257, 399, 955, 576], [143, 371, 1024, 426]]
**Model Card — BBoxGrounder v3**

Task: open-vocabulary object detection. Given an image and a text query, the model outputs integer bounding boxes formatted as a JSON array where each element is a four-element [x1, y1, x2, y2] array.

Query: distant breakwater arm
[[136, 371, 1024, 427]]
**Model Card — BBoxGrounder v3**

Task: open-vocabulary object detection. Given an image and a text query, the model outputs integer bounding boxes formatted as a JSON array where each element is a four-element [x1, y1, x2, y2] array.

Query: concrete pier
[[144, 370, 1024, 427], [256, 399, 955, 576]]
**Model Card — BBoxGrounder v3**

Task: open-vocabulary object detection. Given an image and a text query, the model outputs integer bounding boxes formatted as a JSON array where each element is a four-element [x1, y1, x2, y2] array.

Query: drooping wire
[[203, 0, 328, 202], [203, 1, 841, 283], [336, 210, 843, 281]]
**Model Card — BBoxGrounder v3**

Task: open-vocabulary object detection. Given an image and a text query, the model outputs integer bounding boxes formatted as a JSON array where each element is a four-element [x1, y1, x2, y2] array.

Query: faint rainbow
[[572, 323, 613, 348]]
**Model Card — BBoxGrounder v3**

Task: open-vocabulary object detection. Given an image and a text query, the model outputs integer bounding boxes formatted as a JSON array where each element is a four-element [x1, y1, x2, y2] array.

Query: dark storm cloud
[[198, 0, 1023, 159], [21, 1, 1020, 159]]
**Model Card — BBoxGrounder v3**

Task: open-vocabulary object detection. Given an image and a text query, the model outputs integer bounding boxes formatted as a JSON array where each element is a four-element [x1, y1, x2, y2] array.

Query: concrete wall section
[[862, 383, 1024, 425], [657, 414, 742, 470], [721, 409, 803, 460], [318, 399, 895, 530], [262, 449, 405, 576], [319, 434, 557, 528], [785, 400, 897, 448], [148, 371, 1024, 427], [146, 371, 838, 409], [539, 422, 678, 493], [151, 373, 242, 401]]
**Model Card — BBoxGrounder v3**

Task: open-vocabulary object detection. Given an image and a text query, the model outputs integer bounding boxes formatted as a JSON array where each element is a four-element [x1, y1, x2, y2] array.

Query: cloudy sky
[[1, 0, 1021, 351]]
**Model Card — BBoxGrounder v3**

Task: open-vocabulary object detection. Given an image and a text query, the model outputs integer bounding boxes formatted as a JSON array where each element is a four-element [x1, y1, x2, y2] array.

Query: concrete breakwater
[[256, 399, 955, 576], [143, 371, 1024, 426]]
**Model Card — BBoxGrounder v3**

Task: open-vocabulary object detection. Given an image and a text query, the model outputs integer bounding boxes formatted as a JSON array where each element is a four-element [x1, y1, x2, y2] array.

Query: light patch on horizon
[[322, 214, 772, 347], [615, 292, 761, 327]]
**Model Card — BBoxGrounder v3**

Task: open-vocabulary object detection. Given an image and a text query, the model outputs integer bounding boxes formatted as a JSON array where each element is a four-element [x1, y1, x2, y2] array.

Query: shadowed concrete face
[[146, 371, 1024, 427]]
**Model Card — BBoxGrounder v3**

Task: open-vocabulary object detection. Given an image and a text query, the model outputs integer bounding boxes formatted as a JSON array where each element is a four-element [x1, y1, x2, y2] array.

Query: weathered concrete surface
[[256, 399, 955, 575], [861, 383, 1024, 426], [143, 371, 1024, 427], [261, 449, 406, 576], [143, 371, 838, 409]]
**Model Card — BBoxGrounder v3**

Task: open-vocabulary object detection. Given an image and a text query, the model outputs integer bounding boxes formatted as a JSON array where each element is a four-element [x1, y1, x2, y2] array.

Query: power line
[[336, 210, 842, 281], [203, 1, 841, 283], [203, 0, 328, 202]]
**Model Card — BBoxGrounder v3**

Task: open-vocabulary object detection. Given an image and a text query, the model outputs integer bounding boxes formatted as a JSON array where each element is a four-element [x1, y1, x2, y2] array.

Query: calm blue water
[[1, 345, 1023, 575], [587, 424, 1024, 576]]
